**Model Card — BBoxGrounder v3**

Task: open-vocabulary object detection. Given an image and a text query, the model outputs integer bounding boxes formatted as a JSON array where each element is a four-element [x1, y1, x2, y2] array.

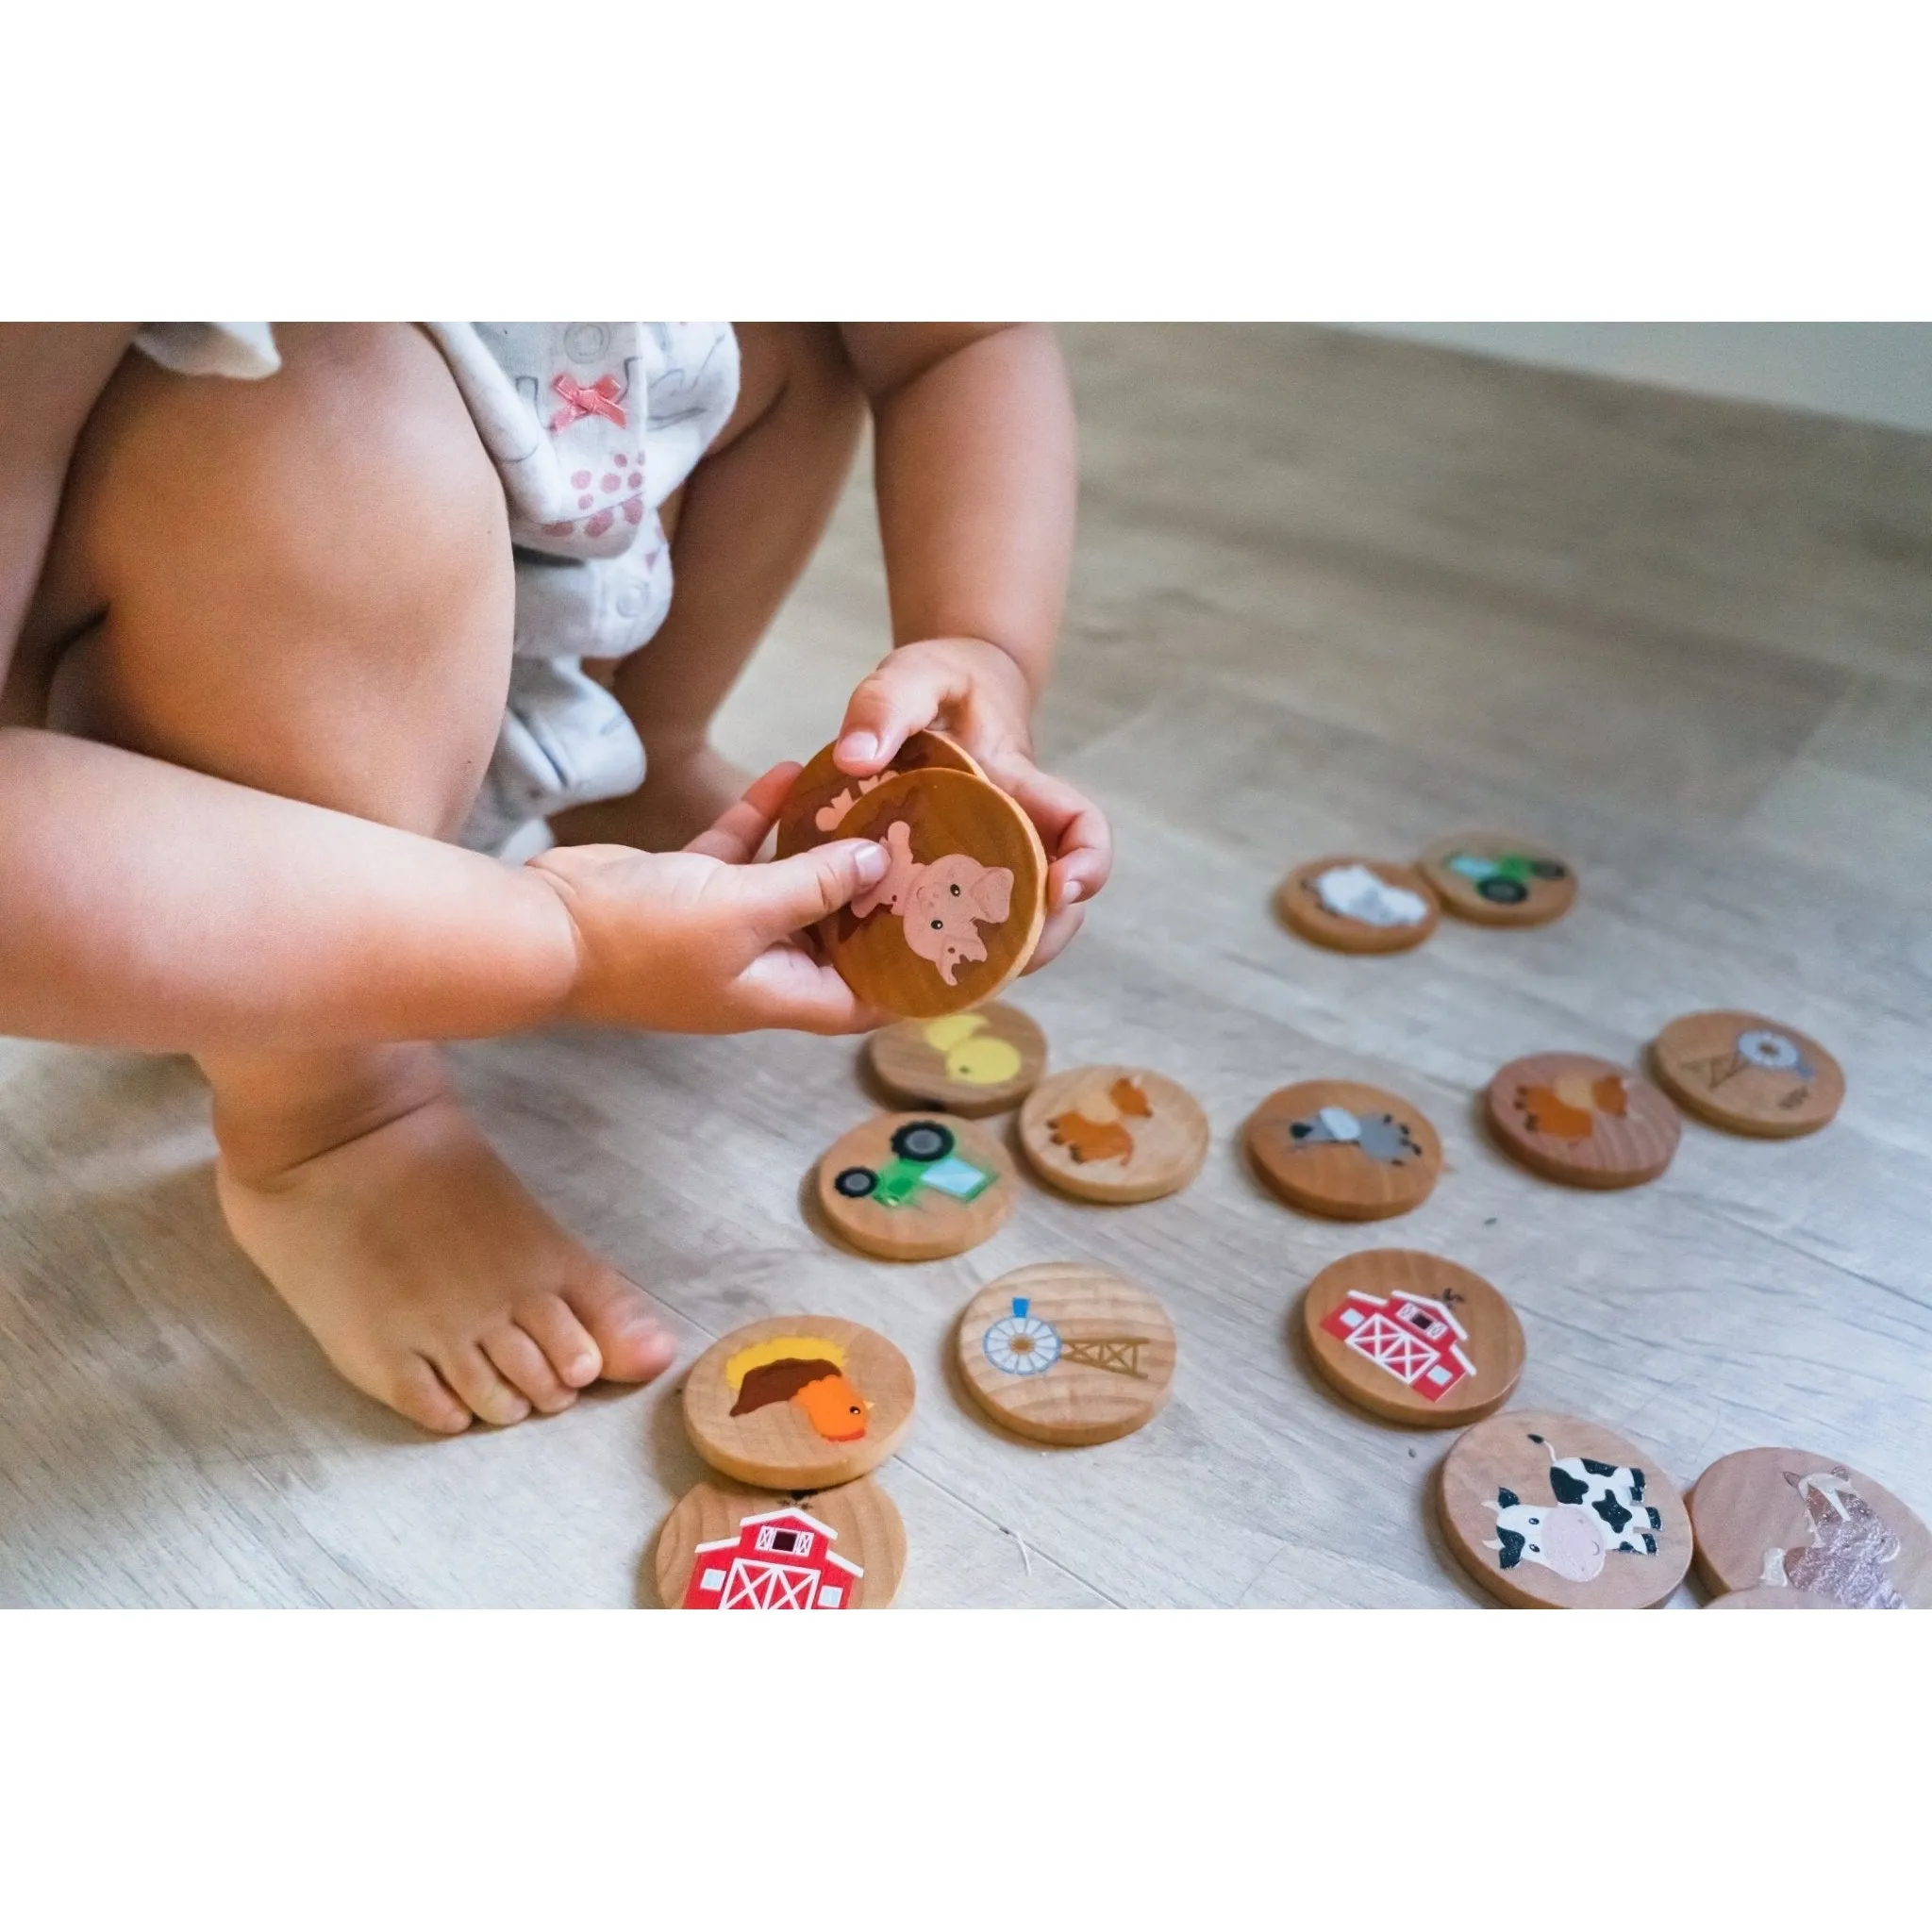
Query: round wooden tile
[[958, 1263, 1177, 1447], [683, 1314, 915, 1490], [815, 1111, 1015, 1260], [1704, 1586, 1840, 1610], [774, 729, 984, 858], [1017, 1066, 1209, 1204], [865, 1002, 1047, 1117], [1274, 856, 1440, 955], [822, 768, 1047, 1020], [1300, 1250, 1523, 1427], [654, 1474, 906, 1609], [1688, 1447, 1930, 1609], [1485, 1052, 1681, 1189], [1418, 832, 1577, 928], [1649, 1010, 1844, 1140], [1244, 1080, 1442, 1220], [1439, 1411, 1692, 1608]]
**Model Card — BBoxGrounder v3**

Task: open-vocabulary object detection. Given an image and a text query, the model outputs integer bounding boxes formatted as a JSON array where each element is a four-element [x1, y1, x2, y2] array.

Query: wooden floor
[[5, 324, 1930, 1608]]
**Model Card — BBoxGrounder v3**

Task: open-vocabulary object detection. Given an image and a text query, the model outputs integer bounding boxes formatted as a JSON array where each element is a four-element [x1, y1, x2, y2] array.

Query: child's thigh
[[33, 325, 514, 835]]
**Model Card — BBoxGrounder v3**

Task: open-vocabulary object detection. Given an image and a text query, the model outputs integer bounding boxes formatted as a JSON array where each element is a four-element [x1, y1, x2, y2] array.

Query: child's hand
[[528, 764, 891, 1035], [830, 636, 1111, 970]]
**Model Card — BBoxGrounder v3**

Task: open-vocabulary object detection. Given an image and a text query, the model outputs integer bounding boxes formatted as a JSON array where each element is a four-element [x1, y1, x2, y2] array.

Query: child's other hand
[[529, 764, 891, 1035], [830, 637, 1111, 971]]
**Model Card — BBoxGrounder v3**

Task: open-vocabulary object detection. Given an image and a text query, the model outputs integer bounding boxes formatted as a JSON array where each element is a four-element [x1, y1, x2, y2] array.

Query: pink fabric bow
[[550, 372, 627, 432]]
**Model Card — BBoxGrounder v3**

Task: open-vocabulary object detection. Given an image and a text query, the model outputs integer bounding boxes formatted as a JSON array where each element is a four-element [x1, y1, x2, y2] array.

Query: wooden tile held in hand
[[866, 1002, 1047, 1117], [1438, 1410, 1691, 1608], [774, 730, 983, 858], [1245, 1079, 1442, 1220], [1649, 1011, 1845, 1139], [684, 1315, 915, 1491], [1018, 1066, 1209, 1204], [816, 1112, 1015, 1260], [654, 1473, 906, 1609], [958, 1263, 1176, 1447], [823, 768, 1046, 1019], [1486, 1052, 1681, 1189], [1300, 1250, 1523, 1427], [1688, 1447, 1929, 1608]]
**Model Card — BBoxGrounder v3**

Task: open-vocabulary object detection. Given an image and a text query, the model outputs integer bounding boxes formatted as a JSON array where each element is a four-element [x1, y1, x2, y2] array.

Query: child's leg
[[33, 325, 674, 1432], [550, 323, 865, 850]]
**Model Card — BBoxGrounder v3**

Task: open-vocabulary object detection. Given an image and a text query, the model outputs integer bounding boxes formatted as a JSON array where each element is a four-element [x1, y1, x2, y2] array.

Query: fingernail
[[855, 841, 890, 882], [838, 731, 877, 763], [1061, 880, 1084, 907]]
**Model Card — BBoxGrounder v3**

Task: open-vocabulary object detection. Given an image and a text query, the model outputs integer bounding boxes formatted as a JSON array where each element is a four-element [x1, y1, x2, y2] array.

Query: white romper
[[132, 322, 741, 852]]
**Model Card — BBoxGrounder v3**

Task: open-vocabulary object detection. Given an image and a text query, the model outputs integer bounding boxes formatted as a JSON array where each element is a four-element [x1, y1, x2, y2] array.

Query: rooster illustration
[[724, 1336, 871, 1442], [1516, 1070, 1628, 1142]]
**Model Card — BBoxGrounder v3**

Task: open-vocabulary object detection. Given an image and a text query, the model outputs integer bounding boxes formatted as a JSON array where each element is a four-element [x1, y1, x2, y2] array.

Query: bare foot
[[549, 739, 752, 852], [213, 1058, 676, 1434]]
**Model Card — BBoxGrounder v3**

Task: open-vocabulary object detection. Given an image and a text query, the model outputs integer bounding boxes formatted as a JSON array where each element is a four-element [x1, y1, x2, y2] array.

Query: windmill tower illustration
[[980, 1296, 1151, 1380]]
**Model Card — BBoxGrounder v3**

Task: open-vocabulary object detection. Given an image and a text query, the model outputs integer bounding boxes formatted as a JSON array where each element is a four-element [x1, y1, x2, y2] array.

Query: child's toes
[[482, 1323, 577, 1416], [563, 1267, 678, 1384], [390, 1357, 475, 1437], [440, 1344, 533, 1427], [516, 1296, 604, 1390]]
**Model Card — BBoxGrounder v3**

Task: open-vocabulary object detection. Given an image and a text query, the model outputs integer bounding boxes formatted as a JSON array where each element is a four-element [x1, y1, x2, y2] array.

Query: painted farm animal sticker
[[1275, 856, 1440, 954], [1687, 1447, 1927, 1608], [683, 1316, 917, 1491], [1046, 1074, 1151, 1167], [1487, 1433, 1662, 1580], [1649, 1010, 1846, 1139], [1515, 1068, 1627, 1142], [958, 1265, 1177, 1445], [1020, 1066, 1211, 1204], [725, 1334, 872, 1444], [852, 819, 1015, 987], [824, 768, 1046, 1020], [1439, 1410, 1692, 1607], [864, 1002, 1048, 1116], [1485, 1052, 1682, 1188], [1761, 1469, 1906, 1608], [1312, 862, 1431, 928], [1290, 1105, 1422, 1165], [1244, 1080, 1444, 1220]]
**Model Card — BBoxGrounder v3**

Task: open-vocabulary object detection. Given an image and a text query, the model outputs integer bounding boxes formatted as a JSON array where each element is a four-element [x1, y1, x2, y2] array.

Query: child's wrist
[[508, 864, 591, 1030]]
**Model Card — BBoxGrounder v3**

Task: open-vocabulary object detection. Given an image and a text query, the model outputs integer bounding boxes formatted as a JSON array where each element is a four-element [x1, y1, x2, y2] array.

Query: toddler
[[0, 322, 1110, 1432]]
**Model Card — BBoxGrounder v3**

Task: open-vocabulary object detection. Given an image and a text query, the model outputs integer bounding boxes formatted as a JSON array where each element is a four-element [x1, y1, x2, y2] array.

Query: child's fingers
[[682, 762, 802, 861], [1000, 761, 1113, 905], [731, 836, 891, 942], [1024, 901, 1087, 974], [731, 943, 890, 1035], [833, 654, 967, 774]]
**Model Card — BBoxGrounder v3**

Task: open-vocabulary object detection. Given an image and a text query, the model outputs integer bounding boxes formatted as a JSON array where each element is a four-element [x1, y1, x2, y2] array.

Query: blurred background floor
[[3, 323, 1929, 1607]]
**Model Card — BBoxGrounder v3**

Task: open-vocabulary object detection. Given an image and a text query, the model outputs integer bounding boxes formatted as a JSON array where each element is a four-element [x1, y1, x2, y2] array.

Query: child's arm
[[833, 324, 1108, 967], [0, 734, 888, 1052]]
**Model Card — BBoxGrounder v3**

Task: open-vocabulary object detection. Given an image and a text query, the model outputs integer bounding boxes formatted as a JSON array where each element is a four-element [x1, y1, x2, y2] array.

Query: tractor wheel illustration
[[1528, 858, 1568, 880], [1477, 874, 1530, 906], [833, 1166, 879, 1198], [982, 1297, 1063, 1376], [891, 1121, 955, 1163]]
